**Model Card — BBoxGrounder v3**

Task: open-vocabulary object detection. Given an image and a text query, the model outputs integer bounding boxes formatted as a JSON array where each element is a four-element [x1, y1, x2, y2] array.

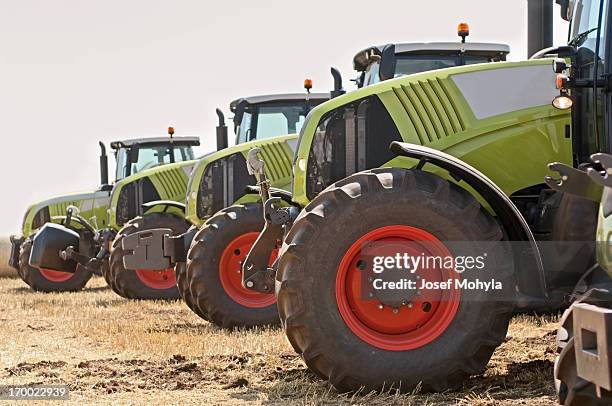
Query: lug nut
[[392, 308, 399, 314], [246, 281, 254, 288], [378, 304, 384, 310], [407, 302, 414, 308]]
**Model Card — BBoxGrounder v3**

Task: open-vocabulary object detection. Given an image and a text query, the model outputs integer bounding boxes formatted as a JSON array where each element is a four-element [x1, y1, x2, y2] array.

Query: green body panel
[[185, 134, 296, 226], [108, 160, 195, 230], [21, 190, 111, 237], [292, 59, 572, 207]]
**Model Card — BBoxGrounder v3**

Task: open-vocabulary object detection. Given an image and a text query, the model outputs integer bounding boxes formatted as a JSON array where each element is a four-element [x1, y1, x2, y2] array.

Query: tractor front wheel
[[108, 213, 190, 300], [175, 226, 209, 321], [18, 237, 92, 292], [182, 204, 278, 329], [276, 168, 515, 392]]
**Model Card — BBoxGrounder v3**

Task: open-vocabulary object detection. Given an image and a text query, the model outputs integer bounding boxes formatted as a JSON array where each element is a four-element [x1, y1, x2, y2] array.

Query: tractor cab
[[230, 93, 330, 144], [353, 24, 510, 87], [107, 135, 200, 183], [553, 0, 611, 162]]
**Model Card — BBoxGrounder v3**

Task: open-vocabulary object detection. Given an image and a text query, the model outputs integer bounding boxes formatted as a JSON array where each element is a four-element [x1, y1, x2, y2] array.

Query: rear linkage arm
[[242, 148, 300, 294]]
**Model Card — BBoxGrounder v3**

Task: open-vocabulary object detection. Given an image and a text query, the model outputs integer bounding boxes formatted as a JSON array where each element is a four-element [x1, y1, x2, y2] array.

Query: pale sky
[[0, 0, 569, 235]]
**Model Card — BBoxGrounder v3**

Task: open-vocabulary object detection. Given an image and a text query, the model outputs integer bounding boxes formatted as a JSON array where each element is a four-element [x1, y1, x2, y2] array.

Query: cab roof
[[230, 93, 330, 112], [353, 42, 510, 71], [110, 136, 200, 149]]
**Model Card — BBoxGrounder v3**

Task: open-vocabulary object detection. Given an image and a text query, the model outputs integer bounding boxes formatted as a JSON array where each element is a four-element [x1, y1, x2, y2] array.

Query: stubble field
[[0, 238, 560, 405]]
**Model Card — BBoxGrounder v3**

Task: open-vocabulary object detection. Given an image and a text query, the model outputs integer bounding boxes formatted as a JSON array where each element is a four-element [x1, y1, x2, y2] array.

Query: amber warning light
[[304, 78, 313, 92], [168, 126, 175, 136], [458, 22, 470, 43]]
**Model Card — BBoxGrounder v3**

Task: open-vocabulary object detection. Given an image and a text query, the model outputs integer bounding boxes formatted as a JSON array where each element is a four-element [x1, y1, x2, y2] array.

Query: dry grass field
[[0, 275, 561, 405]]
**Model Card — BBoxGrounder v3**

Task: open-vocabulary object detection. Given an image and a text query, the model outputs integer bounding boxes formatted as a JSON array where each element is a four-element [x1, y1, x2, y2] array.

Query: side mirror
[[127, 145, 139, 165], [233, 100, 247, 130], [556, 0, 571, 21], [378, 44, 396, 82]]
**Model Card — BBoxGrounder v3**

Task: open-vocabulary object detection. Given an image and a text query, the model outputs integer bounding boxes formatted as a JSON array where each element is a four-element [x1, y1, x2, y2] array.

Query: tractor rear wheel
[[182, 203, 279, 329], [108, 213, 189, 300], [18, 236, 92, 292], [175, 225, 209, 321], [276, 168, 515, 392]]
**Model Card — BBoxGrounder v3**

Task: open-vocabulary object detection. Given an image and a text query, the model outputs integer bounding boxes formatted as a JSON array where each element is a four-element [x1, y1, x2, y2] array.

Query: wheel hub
[[371, 269, 418, 308], [335, 225, 461, 351], [219, 232, 277, 308]]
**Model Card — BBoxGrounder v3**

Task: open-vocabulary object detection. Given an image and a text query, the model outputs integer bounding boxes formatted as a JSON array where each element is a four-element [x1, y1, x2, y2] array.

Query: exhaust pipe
[[216, 108, 228, 151], [527, 0, 554, 58], [330, 67, 346, 99], [99, 141, 109, 186]]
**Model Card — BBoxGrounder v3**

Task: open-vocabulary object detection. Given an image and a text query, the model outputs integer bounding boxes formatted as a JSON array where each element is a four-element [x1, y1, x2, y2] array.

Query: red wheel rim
[[335, 225, 460, 351], [219, 232, 277, 308], [135, 268, 176, 290], [38, 268, 74, 283]]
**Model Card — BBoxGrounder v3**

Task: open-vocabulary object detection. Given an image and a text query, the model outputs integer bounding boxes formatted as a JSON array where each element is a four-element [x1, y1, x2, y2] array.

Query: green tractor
[[219, 1, 596, 393], [27, 91, 330, 299], [9, 133, 200, 292], [120, 28, 512, 328]]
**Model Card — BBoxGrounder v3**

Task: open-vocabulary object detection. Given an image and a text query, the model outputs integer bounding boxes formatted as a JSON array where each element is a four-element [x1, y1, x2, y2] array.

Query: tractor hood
[[108, 159, 198, 229], [21, 189, 111, 237], [185, 134, 297, 226], [292, 58, 571, 207]]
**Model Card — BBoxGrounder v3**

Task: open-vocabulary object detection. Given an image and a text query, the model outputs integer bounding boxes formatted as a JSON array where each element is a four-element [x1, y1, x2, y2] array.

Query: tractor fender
[[141, 200, 186, 212], [390, 141, 548, 300]]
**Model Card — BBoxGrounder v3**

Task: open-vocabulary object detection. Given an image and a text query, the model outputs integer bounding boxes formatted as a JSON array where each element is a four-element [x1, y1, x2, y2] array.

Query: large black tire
[[182, 203, 279, 329], [18, 236, 92, 292], [276, 168, 515, 392], [175, 225, 209, 321], [555, 294, 612, 405], [107, 213, 190, 300]]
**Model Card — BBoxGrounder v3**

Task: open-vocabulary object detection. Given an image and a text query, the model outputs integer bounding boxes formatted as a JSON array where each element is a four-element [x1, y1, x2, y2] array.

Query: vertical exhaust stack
[[216, 108, 229, 151], [527, 0, 554, 58], [330, 67, 345, 99], [99, 141, 109, 186]]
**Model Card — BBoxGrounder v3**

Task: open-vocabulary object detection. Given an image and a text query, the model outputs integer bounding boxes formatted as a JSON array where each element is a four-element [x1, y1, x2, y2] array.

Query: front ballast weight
[[121, 227, 197, 271], [242, 148, 300, 294], [30, 206, 115, 275]]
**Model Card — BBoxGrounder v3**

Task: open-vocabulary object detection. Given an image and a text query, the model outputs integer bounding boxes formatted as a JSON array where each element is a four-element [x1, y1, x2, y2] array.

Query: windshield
[[236, 103, 313, 144], [115, 145, 194, 180], [361, 53, 496, 87], [570, 0, 608, 54]]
